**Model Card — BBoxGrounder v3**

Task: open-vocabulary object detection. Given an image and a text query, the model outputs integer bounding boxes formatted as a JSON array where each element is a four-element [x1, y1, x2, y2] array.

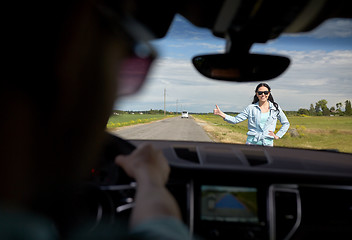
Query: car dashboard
[[91, 139, 352, 240]]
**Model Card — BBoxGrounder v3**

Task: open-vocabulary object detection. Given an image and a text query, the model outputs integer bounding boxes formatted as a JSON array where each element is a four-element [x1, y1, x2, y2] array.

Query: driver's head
[[0, 0, 154, 211]]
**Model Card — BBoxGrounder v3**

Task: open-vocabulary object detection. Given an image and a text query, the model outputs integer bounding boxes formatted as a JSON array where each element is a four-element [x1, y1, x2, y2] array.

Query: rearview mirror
[[192, 53, 290, 82]]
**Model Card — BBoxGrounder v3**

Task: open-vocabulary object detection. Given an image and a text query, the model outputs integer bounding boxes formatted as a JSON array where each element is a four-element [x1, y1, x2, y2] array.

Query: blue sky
[[116, 15, 352, 113]]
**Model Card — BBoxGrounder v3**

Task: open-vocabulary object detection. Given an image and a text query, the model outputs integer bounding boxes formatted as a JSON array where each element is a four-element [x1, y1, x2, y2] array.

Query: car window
[[109, 14, 352, 154]]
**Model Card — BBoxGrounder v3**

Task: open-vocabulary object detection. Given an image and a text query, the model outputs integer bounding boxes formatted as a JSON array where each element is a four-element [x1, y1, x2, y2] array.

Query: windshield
[[108, 14, 352, 154]]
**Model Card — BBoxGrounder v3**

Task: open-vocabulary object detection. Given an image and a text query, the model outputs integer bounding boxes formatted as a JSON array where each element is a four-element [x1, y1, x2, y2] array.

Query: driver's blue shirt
[[223, 102, 290, 146]]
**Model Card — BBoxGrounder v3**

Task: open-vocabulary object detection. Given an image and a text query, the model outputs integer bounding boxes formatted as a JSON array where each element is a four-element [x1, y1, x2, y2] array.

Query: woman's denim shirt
[[223, 102, 290, 146]]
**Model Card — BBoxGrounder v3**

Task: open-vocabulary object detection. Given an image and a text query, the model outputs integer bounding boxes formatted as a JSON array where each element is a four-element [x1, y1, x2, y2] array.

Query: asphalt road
[[111, 116, 213, 142]]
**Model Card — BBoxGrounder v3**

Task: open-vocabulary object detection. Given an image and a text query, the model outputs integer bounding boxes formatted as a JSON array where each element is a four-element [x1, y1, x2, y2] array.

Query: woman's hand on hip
[[269, 131, 280, 140]]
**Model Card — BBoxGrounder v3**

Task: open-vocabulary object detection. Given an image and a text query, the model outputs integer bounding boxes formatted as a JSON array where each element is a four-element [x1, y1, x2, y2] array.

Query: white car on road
[[181, 111, 189, 118]]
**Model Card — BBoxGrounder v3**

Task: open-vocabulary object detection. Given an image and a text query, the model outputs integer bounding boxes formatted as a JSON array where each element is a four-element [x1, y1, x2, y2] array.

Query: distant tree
[[322, 107, 330, 116], [298, 108, 309, 116], [318, 99, 328, 109], [315, 102, 321, 114], [336, 109, 343, 116], [314, 99, 329, 116], [335, 102, 343, 115], [329, 106, 336, 115], [345, 100, 352, 116], [336, 102, 342, 110], [309, 104, 315, 116]]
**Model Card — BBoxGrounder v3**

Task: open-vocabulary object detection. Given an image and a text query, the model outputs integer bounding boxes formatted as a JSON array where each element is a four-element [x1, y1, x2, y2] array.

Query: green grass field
[[193, 114, 352, 153], [106, 114, 173, 128]]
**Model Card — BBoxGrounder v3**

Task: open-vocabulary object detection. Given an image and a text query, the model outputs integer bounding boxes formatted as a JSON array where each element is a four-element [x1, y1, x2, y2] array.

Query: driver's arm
[[115, 144, 182, 227]]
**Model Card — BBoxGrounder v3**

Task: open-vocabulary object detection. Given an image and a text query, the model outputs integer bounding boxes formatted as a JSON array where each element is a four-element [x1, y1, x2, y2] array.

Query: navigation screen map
[[201, 185, 258, 223]]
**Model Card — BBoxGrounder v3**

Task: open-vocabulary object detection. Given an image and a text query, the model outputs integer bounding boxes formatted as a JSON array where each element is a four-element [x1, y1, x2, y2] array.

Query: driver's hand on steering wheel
[[115, 144, 181, 227], [115, 143, 170, 187]]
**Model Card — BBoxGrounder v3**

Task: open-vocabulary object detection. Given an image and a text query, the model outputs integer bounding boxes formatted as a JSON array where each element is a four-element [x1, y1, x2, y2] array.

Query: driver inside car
[[1, 0, 190, 239]]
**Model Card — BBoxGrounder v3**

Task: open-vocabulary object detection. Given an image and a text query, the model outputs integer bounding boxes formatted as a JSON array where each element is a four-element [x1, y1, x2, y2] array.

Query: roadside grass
[[106, 114, 173, 129], [193, 114, 248, 144], [193, 114, 352, 153], [275, 116, 352, 153]]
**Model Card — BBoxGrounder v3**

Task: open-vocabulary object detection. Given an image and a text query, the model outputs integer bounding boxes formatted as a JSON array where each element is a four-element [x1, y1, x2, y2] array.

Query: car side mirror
[[192, 53, 290, 82]]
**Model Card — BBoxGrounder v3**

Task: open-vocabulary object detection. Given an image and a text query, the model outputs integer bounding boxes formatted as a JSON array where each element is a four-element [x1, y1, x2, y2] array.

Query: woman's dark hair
[[252, 83, 280, 112]]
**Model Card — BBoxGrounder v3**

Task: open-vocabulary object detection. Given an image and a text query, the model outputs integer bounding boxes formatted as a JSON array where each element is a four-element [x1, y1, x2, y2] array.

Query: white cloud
[[287, 19, 352, 38], [198, 42, 224, 50], [307, 19, 352, 38], [265, 49, 352, 110]]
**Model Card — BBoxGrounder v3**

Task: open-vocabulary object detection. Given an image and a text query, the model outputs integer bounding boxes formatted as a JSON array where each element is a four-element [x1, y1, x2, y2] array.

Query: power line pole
[[164, 88, 166, 116], [176, 99, 178, 115]]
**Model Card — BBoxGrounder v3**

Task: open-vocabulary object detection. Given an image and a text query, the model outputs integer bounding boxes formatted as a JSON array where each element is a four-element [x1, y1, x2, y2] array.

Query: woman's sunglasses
[[257, 91, 270, 95]]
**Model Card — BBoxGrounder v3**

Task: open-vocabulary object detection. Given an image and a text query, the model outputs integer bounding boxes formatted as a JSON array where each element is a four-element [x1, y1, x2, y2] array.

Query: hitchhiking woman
[[214, 83, 290, 146]]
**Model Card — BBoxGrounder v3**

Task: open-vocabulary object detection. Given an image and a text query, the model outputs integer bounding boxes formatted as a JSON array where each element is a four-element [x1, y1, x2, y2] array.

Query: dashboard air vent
[[174, 147, 200, 164], [269, 185, 301, 240], [241, 148, 270, 166]]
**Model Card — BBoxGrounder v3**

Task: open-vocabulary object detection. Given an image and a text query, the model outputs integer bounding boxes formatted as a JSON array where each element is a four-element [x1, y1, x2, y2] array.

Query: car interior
[[75, 1, 352, 240]]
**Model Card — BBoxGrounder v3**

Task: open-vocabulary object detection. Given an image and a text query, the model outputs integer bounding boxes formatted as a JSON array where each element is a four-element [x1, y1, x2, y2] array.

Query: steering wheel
[[94, 133, 136, 185], [68, 133, 137, 234]]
